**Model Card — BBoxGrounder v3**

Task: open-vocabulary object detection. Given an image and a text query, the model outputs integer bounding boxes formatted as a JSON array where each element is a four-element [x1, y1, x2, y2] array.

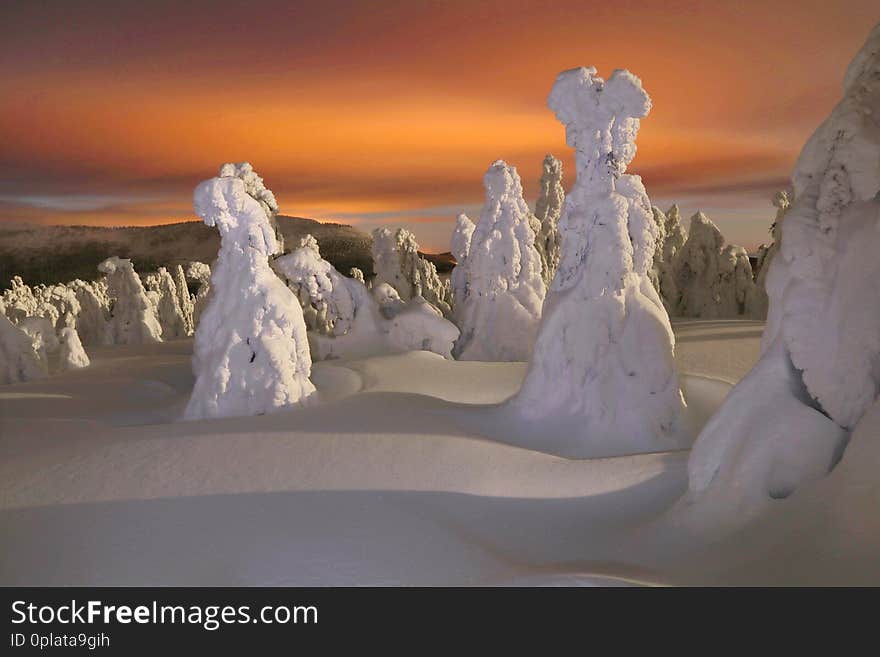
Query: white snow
[[508, 67, 688, 456], [185, 175, 315, 420], [681, 23, 880, 520], [0, 310, 46, 384], [57, 326, 90, 371], [454, 160, 546, 361], [449, 212, 475, 322], [98, 256, 163, 345]]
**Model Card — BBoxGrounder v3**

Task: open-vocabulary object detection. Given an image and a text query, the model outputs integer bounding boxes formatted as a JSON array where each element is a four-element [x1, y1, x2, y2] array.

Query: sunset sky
[[2, 0, 878, 251]]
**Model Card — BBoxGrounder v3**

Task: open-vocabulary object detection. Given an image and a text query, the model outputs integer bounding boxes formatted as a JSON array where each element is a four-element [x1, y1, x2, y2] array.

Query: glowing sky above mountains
[[2, 0, 878, 251]]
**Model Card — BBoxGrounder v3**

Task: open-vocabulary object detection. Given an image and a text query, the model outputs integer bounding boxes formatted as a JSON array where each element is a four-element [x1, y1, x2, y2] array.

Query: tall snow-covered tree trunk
[[509, 67, 688, 456], [534, 154, 564, 286]]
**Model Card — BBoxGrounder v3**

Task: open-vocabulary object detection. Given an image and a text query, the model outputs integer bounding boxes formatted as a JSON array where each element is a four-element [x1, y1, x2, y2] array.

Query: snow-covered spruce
[[173, 264, 195, 336], [1, 276, 38, 324], [218, 162, 284, 252], [98, 257, 162, 345], [449, 212, 475, 321], [0, 305, 46, 384], [185, 175, 315, 420], [533, 154, 564, 286], [648, 204, 686, 311], [185, 261, 212, 328], [509, 67, 688, 456], [70, 279, 111, 347], [672, 211, 758, 318], [454, 161, 546, 361], [275, 236, 459, 361], [684, 23, 880, 516], [57, 327, 90, 371], [18, 315, 59, 372], [153, 267, 188, 340], [371, 227, 453, 317], [750, 190, 791, 319]]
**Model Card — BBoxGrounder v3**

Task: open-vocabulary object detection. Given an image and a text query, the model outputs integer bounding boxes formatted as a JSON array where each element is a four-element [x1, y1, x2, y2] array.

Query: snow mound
[[0, 310, 46, 384], [454, 160, 546, 361], [507, 67, 688, 456], [185, 175, 315, 420]]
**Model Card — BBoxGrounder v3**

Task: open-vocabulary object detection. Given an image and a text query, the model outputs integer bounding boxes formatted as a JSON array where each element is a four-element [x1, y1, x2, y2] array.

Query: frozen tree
[[454, 161, 546, 361], [18, 316, 59, 372], [648, 205, 686, 311], [98, 257, 162, 345], [684, 24, 880, 515], [151, 267, 188, 340], [185, 174, 315, 420], [449, 212, 475, 320], [2, 277, 38, 324], [371, 227, 453, 317], [173, 264, 195, 335], [70, 279, 111, 347], [533, 154, 564, 285], [673, 211, 757, 318], [509, 67, 688, 456], [275, 235, 357, 336], [57, 327, 90, 371], [276, 237, 459, 361], [749, 190, 791, 319], [185, 261, 212, 328], [219, 162, 284, 252], [349, 267, 366, 285], [0, 305, 46, 384]]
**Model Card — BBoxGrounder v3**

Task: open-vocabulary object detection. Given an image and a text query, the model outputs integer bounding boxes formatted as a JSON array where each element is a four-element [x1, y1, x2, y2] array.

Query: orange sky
[[1, 0, 878, 251]]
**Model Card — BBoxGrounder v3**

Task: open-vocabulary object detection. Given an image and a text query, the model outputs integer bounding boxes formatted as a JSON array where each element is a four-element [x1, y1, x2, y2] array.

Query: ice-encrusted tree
[[173, 264, 195, 335], [70, 279, 111, 346], [749, 190, 791, 319], [0, 303, 46, 384], [454, 160, 546, 361], [371, 227, 453, 318], [185, 174, 315, 420], [673, 211, 758, 318], [153, 267, 188, 340], [185, 261, 212, 328], [57, 327, 90, 371], [98, 257, 162, 345], [449, 212, 475, 320], [509, 67, 688, 456], [219, 162, 284, 252], [683, 24, 880, 515], [648, 204, 686, 311], [533, 154, 564, 286]]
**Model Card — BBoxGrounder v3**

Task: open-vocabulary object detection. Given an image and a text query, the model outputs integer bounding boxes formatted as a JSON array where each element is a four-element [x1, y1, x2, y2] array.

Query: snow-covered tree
[[57, 327, 90, 371], [18, 316, 59, 372], [219, 162, 284, 252], [97, 257, 162, 345], [185, 261, 212, 328], [70, 279, 111, 346], [173, 264, 195, 335], [185, 174, 315, 420], [533, 154, 564, 286], [673, 212, 757, 318], [151, 267, 188, 340], [371, 227, 453, 317], [2, 277, 38, 324], [0, 305, 46, 384], [449, 212, 475, 320], [454, 160, 546, 361], [684, 23, 880, 515], [648, 204, 686, 311], [509, 67, 688, 456], [276, 236, 459, 361], [749, 190, 791, 319]]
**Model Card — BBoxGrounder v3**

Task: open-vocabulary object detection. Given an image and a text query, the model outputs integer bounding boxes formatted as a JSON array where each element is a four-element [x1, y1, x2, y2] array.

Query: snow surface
[[2, 318, 876, 585]]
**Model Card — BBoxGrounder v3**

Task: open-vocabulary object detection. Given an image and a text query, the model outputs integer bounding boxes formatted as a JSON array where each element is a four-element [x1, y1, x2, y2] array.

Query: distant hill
[[0, 215, 374, 286], [419, 251, 456, 274]]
